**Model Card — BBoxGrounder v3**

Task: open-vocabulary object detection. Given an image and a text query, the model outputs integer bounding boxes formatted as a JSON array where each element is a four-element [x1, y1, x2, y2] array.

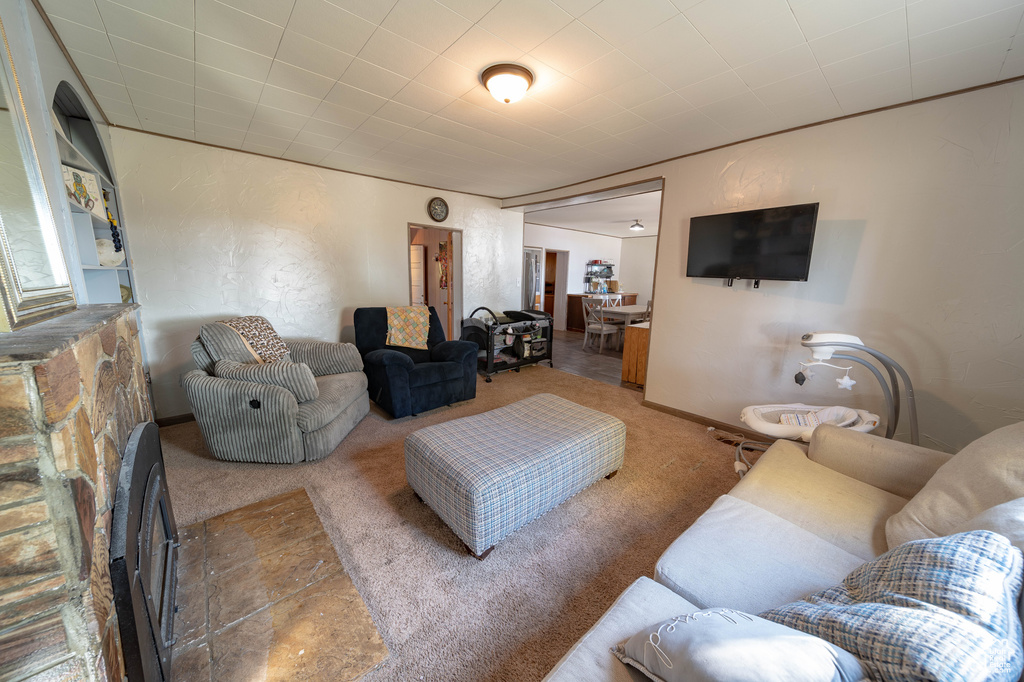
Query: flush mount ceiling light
[[629, 219, 645, 231], [481, 63, 534, 104]]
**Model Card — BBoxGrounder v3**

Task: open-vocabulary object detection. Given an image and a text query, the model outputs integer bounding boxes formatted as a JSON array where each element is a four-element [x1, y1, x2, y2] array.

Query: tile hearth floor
[[171, 489, 388, 681]]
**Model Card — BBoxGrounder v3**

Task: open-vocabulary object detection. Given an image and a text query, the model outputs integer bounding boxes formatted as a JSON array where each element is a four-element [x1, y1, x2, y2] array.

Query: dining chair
[[644, 299, 653, 322], [582, 297, 621, 353]]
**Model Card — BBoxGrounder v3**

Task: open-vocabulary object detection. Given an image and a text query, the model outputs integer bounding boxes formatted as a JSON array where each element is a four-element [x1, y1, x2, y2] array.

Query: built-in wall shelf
[[53, 90, 134, 306]]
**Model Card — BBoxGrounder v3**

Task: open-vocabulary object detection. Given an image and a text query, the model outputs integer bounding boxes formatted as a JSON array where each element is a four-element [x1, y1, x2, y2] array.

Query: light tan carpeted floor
[[160, 365, 739, 681]]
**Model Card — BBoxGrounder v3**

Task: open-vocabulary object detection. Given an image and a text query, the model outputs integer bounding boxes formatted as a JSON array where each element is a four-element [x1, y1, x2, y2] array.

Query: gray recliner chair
[[181, 316, 369, 463]]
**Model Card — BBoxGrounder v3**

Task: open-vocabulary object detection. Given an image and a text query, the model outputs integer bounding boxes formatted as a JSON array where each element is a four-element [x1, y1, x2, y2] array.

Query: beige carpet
[[160, 365, 738, 681]]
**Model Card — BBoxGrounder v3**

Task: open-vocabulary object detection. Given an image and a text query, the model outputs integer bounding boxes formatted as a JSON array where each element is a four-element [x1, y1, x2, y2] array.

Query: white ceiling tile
[[563, 94, 626, 124], [93, 95, 135, 118], [382, 0, 475, 53], [259, 85, 322, 117], [67, 50, 123, 83], [478, 0, 574, 52], [103, 109, 141, 128], [288, 0, 376, 54], [752, 69, 830, 107], [590, 109, 646, 135], [392, 81, 458, 113], [324, 82, 388, 114], [321, 150, 364, 171], [529, 21, 612, 75], [294, 126, 350, 147], [109, 36, 195, 83], [1001, 35, 1024, 78], [196, 0, 285, 57], [357, 29, 438, 79], [649, 43, 730, 90], [247, 118, 302, 141], [571, 50, 646, 91], [684, 0, 805, 66], [768, 88, 842, 125], [831, 67, 912, 114], [275, 32, 355, 81], [515, 54, 568, 91], [266, 61, 336, 100], [629, 92, 692, 121], [311, 100, 371, 128], [443, 26, 524, 70], [734, 44, 819, 89], [698, 91, 774, 132], [435, 0, 501, 22], [808, 10, 909, 66], [911, 39, 1010, 98], [242, 141, 287, 156], [85, 76, 132, 103], [195, 105, 253, 130], [551, 0, 602, 18], [118, 65, 194, 102], [345, 130, 395, 151], [195, 34, 273, 82], [49, 17, 116, 61], [375, 101, 433, 127], [578, 0, 679, 45], [907, 0, 1024, 36], [655, 108, 731, 146], [326, 0, 399, 23], [243, 132, 292, 152], [195, 122, 248, 146], [677, 70, 748, 108], [133, 104, 195, 130], [251, 104, 310, 131], [100, 0, 195, 30], [216, 0, 296, 26], [602, 73, 671, 107], [789, 0, 906, 42], [283, 142, 331, 164], [618, 14, 705, 72], [140, 120, 195, 139], [95, 0, 193, 59], [821, 41, 910, 87], [39, 0, 105, 31], [357, 117, 411, 140], [195, 64, 265, 102], [128, 89, 194, 119], [910, 7, 1022, 63], [416, 57, 480, 97], [529, 76, 595, 110], [340, 60, 410, 98]]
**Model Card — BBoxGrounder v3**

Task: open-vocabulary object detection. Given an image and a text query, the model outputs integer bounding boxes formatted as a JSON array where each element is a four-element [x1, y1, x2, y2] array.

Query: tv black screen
[[685, 203, 819, 282]]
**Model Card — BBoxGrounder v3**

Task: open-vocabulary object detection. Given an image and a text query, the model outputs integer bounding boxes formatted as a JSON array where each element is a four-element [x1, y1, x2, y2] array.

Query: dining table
[[598, 304, 648, 325]]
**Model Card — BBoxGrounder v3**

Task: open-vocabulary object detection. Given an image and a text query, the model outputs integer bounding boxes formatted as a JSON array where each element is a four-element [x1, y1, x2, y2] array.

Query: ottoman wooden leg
[[605, 469, 619, 480], [470, 545, 494, 561]]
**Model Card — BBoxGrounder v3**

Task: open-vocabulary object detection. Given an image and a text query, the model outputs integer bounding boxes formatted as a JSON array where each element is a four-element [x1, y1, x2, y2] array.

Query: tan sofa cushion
[[886, 421, 1024, 548], [730, 439, 908, 559], [655, 495, 865, 614]]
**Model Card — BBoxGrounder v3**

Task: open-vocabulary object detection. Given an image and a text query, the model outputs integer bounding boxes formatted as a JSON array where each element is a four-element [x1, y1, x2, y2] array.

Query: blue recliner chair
[[353, 306, 478, 418]]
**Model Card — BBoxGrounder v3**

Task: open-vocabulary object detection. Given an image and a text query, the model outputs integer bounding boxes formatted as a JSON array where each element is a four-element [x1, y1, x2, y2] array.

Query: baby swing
[[736, 332, 920, 475]]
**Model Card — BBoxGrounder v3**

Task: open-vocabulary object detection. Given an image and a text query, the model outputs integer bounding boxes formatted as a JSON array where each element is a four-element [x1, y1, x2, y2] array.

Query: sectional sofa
[[544, 420, 1024, 680]]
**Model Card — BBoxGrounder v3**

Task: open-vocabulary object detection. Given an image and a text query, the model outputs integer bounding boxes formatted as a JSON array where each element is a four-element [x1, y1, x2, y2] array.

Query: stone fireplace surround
[[0, 304, 152, 680]]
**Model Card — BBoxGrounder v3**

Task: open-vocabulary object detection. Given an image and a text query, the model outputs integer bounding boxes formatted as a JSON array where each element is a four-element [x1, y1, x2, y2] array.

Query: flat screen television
[[686, 203, 819, 284]]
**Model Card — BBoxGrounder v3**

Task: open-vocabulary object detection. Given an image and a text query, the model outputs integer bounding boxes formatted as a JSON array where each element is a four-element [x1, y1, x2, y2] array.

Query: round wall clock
[[428, 197, 449, 222]]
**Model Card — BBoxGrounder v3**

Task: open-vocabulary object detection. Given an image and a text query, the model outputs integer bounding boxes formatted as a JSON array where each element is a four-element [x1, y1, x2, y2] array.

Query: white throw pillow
[[886, 421, 1024, 549]]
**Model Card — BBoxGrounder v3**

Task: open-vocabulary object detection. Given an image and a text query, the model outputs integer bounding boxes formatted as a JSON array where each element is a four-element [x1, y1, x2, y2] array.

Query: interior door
[[410, 244, 426, 305]]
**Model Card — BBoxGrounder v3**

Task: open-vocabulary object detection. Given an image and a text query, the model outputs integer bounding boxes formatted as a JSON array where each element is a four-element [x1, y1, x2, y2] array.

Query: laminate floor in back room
[[550, 330, 642, 391]]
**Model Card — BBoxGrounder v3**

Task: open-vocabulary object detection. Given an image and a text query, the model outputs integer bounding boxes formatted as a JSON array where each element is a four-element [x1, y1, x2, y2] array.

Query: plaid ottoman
[[405, 393, 626, 559]]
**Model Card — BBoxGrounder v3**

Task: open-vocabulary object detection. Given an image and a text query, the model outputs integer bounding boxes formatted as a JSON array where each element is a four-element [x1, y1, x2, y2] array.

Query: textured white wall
[[510, 81, 1024, 452], [617, 236, 657, 307], [111, 129, 522, 417], [523, 223, 622, 295]]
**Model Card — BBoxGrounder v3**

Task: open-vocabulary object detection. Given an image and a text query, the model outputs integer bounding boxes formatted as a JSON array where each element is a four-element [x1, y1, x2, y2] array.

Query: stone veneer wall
[[0, 304, 152, 681]]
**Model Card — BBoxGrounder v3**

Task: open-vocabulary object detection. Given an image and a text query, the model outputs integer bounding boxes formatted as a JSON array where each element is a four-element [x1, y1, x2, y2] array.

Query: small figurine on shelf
[[103, 190, 122, 253]]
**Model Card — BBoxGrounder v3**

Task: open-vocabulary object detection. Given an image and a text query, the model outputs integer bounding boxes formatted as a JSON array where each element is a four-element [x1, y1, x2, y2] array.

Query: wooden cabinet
[[566, 293, 638, 332], [622, 322, 650, 385]]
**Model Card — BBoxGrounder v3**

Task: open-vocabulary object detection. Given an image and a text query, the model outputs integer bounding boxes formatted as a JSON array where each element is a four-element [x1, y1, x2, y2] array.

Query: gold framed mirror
[[0, 14, 76, 332]]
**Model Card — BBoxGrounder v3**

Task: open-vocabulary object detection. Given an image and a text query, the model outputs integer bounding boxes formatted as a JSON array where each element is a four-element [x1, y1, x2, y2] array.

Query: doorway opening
[[514, 179, 664, 391], [409, 225, 462, 340]]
